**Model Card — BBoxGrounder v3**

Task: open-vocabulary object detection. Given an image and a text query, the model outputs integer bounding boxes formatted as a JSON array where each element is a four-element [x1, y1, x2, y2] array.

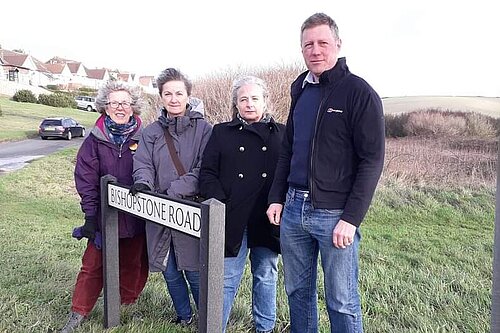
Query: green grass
[[361, 185, 494, 332], [0, 149, 494, 332], [0, 97, 99, 142]]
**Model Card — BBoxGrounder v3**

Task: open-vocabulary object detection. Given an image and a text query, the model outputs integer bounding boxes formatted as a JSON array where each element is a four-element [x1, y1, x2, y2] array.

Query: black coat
[[200, 117, 285, 257], [268, 57, 385, 226]]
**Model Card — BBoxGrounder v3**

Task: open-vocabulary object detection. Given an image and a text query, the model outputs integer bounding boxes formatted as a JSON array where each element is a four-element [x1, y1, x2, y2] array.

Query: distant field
[[382, 96, 500, 118]]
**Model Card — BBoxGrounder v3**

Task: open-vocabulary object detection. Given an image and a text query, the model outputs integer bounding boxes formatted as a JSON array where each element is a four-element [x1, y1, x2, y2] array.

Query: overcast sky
[[1, 0, 498, 97]]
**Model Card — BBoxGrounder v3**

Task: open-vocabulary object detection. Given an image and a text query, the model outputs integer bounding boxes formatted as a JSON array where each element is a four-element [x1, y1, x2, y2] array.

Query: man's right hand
[[129, 183, 150, 196], [267, 203, 283, 225]]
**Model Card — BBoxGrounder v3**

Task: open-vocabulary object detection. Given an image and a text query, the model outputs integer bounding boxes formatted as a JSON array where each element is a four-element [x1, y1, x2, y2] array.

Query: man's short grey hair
[[301, 12, 340, 41], [156, 68, 192, 96], [231, 75, 271, 119], [95, 80, 144, 115]]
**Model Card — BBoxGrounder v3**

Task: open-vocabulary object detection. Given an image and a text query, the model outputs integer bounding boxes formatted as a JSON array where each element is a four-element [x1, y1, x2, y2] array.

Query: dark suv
[[39, 117, 86, 140]]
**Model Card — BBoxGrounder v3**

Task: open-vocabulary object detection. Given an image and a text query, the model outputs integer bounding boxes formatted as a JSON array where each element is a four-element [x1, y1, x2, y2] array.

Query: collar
[[227, 116, 280, 131], [302, 71, 320, 88]]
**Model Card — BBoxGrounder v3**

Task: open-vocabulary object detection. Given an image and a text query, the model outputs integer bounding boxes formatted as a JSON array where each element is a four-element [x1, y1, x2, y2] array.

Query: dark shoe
[[171, 316, 193, 327], [60, 311, 85, 333]]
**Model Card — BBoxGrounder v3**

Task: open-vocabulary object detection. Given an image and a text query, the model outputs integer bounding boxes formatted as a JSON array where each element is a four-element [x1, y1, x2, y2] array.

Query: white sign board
[[107, 184, 201, 238]]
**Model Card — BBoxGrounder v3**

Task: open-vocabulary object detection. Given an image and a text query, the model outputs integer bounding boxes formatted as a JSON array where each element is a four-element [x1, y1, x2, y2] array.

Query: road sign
[[107, 183, 201, 238]]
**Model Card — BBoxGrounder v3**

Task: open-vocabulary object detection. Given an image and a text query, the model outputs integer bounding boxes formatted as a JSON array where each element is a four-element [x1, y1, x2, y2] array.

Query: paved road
[[0, 135, 87, 174]]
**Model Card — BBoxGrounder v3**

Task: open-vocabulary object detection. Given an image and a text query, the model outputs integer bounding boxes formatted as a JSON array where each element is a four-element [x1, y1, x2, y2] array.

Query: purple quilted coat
[[74, 114, 144, 238]]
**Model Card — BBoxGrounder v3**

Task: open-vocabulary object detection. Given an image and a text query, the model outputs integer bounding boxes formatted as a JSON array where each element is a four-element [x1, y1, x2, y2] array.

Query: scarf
[[104, 115, 137, 145], [236, 112, 272, 126]]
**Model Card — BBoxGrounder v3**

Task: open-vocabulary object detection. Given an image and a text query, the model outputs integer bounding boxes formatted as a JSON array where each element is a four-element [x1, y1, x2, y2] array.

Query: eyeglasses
[[106, 101, 133, 109]]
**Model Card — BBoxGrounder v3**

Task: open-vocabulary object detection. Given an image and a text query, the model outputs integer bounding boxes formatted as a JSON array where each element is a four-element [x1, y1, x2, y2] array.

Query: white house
[[86, 68, 111, 89], [1, 49, 56, 87], [44, 63, 73, 88]]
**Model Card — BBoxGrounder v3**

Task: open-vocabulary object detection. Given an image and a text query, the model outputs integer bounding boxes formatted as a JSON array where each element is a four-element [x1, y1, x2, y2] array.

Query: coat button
[[261, 146, 267, 151], [238, 173, 244, 179], [239, 146, 245, 152], [261, 172, 267, 178], [239, 126, 243, 130]]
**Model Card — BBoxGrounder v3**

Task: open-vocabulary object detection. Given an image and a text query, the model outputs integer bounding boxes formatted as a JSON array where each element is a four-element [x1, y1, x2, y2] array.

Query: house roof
[[66, 62, 84, 74], [1, 48, 155, 88], [0, 49, 28, 67], [0, 49, 32, 71], [86, 68, 107, 80], [44, 63, 66, 74], [32, 57, 52, 73]]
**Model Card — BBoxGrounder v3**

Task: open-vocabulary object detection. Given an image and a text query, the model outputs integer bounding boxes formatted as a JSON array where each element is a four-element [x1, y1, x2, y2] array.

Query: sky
[[1, 0, 499, 98]]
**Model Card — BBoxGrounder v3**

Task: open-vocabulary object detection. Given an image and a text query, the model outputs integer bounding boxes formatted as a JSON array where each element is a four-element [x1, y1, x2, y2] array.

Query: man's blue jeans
[[222, 229, 278, 333], [281, 188, 363, 333], [162, 246, 200, 320]]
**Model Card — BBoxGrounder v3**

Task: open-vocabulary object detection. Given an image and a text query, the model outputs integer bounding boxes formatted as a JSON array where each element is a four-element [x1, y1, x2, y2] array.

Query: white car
[[75, 96, 96, 112]]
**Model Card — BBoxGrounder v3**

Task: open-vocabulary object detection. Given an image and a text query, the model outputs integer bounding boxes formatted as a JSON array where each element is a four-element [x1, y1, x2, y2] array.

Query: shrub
[[141, 93, 161, 125], [46, 84, 60, 91], [13, 89, 37, 103], [493, 118, 500, 136], [385, 113, 410, 138], [192, 62, 303, 125], [38, 93, 77, 108], [77, 87, 97, 96], [463, 112, 496, 138], [385, 108, 499, 139], [0, 104, 2, 117], [404, 110, 467, 137]]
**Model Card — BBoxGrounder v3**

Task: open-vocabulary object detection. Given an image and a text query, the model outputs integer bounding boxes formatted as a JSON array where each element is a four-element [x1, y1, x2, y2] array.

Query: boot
[[60, 311, 85, 333], [171, 315, 193, 327]]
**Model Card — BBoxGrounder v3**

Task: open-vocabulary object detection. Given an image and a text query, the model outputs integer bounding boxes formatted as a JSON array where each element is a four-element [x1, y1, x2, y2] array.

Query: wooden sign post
[[100, 174, 224, 332]]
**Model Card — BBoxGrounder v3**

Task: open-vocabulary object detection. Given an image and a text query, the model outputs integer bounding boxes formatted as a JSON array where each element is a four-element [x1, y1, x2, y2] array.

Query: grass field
[[0, 97, 99, 142], [0, 148, 495, 332], [0, 92, 497, 332]]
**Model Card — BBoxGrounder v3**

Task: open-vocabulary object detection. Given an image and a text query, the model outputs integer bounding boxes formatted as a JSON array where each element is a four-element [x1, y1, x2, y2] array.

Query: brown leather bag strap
[[163, 127, 186, 176]]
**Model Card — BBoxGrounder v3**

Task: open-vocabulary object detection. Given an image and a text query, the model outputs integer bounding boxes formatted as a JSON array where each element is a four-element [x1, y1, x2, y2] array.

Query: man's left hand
[[332, 219, 356, 249]]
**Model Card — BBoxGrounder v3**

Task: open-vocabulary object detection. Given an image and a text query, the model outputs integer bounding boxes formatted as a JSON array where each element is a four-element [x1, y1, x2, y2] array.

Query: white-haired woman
[[200, 75, 285, 333]]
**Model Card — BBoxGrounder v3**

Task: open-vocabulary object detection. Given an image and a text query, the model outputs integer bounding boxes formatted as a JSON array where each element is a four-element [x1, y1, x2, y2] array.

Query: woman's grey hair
[[301, 12, 340, 41], [231, 75, 271, 119], [156, 68, 192, 96], [95, 80, 144, 115]]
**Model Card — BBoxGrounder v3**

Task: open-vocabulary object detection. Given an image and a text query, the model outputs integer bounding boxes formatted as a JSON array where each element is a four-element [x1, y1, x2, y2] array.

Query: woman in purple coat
[[60, 81, 149, 333]]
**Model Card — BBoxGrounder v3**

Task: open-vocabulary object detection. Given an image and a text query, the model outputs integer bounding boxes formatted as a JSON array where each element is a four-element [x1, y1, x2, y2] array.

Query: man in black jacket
[[266, 12, 385, 333]]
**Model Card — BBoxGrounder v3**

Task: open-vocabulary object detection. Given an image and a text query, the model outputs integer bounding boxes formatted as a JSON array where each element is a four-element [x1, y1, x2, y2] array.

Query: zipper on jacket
[[118, 143, 124, 158], [308, 97, 325, 209], [308, 86, 338, 207]]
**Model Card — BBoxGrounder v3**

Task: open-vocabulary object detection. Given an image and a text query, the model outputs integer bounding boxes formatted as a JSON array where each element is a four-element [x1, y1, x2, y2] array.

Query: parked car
[[38, 117, 86, 140], [75, 95, 96, 112]]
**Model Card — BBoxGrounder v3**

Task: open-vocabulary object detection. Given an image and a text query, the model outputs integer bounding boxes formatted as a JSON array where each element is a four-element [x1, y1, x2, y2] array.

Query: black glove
[[81, 216, 97, 240], [129, 183, 150, 196]]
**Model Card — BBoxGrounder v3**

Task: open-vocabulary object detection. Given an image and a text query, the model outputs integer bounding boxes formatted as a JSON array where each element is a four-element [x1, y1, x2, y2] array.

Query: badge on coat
[[129, 142, 138, 154]]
